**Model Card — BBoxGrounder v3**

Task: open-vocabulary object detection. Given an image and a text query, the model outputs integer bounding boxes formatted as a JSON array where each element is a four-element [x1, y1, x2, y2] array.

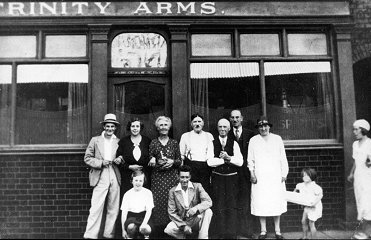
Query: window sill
[[0, 144, 87, 155], [284, 139, 343, 150]]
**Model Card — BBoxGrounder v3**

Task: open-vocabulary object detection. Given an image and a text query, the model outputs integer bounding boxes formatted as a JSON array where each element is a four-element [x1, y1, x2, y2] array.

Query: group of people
[[81, 108, 370, 239]]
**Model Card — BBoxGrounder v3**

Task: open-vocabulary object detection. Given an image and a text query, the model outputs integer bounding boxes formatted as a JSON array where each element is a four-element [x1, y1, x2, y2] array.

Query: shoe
[[258, 232, 267, 239], [275, 232, 284, 239], [352, 232, 368, 239]]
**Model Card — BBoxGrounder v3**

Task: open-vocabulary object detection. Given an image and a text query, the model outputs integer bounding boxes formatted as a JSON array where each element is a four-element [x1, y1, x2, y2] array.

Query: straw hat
[[100, 113, 120, 126]]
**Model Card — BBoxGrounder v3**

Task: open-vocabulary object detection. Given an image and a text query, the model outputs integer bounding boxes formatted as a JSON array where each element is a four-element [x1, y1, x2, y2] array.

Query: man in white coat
[[83, 114, 123, 239], [247, 116, 289, 240]]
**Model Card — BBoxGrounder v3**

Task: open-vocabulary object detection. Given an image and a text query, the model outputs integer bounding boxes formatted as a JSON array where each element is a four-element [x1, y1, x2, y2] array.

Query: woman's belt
[[212, 171, 238, 176]]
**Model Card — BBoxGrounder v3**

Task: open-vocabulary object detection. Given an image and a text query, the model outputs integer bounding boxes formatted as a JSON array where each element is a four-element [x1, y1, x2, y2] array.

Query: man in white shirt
[[164, 165, 213, 239], [208, 118, 243, 239], [83, 114, 122, 239], [179, 113, 214, 195]]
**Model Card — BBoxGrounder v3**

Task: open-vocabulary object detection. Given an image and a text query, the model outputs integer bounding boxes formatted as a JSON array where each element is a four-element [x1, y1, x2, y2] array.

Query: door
[[108, 77, 170, 139], [108, 32, 170, 139]]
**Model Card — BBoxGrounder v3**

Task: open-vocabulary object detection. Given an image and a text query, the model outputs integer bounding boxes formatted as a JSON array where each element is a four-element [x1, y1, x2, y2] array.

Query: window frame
[[108, 30, 170, 75], [189, 26, 341, 146], [0, 29, 90, 152]]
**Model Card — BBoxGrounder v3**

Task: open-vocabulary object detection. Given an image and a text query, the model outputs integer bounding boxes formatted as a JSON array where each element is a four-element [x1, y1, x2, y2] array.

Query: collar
[[219, 136, 228, 142], [175, 182, 194, 191], [101, 131, 117, 140], [234, 126, 242, 132], [191, 130, 204, 135]]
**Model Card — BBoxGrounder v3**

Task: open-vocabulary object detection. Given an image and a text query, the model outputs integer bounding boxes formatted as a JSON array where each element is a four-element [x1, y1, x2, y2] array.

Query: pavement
[[237, 230, 356, 239]]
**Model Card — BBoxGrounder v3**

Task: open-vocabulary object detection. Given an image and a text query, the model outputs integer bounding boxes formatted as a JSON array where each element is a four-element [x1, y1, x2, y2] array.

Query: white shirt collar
[[175, 181, 194, 191], [219, 136, 228, 142], [234, 126, 242, 133], [101, 131, 117, 140]]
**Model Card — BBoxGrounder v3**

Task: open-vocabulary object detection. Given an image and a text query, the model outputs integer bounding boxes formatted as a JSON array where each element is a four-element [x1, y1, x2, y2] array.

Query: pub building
[[0, 1, 357, 238]]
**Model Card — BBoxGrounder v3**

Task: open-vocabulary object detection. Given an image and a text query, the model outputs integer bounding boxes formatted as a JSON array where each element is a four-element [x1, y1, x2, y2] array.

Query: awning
[[0, 65, 12, 84], [191, 61, 331, 79], [191, 62, 259, 79], [264, 62, 331, 76]]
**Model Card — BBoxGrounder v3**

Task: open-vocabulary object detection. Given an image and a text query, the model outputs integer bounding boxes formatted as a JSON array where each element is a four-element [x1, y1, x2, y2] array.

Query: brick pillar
[[335, 25, 357, 225], [169, 24, 189, 140], [89, 24, 111, 137]]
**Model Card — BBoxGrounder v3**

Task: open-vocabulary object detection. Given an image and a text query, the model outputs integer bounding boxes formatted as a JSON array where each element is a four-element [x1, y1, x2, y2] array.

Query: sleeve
[[247, 137, 255, 171], [314, 185, 323, 197], [149, 140, 156, 158], [295, 183, 301, 192], [207, 157, 224, 167], [84, 138, 103, 169], [168, 189, 187, 228], [205, 133, 215, 161], [120, 192, 129, 212], [194, 183, 213, 213], [172, 140, 182, 167], [179, 133, 187, 158], [146, 190, 154, 210], [278, 136, 289, 178], [116, 138, 124, 158], [229, 141, 243, 166]]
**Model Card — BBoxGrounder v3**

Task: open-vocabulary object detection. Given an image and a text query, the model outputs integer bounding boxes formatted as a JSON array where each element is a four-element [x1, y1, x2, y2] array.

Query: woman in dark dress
[[148, 116, 182, 236], [116, 118, 152, 195]]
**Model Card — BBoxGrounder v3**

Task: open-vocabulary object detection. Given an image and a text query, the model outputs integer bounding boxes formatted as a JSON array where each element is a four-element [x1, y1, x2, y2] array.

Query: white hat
[[353, 119, 370, 131], [100, 113, 120, 126]]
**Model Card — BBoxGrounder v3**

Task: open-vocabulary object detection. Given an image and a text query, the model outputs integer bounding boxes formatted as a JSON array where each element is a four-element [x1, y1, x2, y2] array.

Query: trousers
[[84, 165, 120, 239], [164, 208, 213, 239]]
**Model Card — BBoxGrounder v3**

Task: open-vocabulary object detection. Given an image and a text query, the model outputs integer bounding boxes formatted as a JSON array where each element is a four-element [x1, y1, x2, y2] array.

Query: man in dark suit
[[229, 109, 256, 239], [164, 165, 213, 239]]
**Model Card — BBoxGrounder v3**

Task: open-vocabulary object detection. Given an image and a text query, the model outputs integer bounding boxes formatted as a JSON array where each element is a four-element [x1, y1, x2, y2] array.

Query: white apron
[[248, 134, 288, 216]]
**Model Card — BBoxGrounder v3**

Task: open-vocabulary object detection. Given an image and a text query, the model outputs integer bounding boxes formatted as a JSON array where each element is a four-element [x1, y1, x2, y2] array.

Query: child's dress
[[295, 181, 323, 221]]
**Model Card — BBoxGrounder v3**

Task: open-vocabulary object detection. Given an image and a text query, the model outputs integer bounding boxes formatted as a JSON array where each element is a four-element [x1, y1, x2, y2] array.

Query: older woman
[[347, 119, 371, 239], [247, 116, 288, 240], [116, 118, 152, 195], [148, 116, 182, 234]]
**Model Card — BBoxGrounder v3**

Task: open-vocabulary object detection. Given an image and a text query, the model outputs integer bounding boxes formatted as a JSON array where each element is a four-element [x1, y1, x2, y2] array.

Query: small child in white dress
[[121, 170, 154, 239], [294, 168, 323, 239]]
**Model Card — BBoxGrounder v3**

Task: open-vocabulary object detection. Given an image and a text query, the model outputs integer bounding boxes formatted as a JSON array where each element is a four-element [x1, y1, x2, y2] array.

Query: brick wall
[[350, 0, 371, 63], [0, 154, 90, 239], [0, 148, 345, 238], [282, 149, 345, 232]]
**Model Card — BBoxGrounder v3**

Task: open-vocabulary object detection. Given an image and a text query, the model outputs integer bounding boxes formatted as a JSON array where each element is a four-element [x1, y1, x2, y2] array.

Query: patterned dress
[[149, 138, 181, 226]]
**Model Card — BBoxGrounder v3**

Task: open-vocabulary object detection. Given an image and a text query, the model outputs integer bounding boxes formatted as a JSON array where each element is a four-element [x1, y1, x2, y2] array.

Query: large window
[[0, 33, 88, 147], [190, 29, 336, 142], [191, 62, 260, 131]]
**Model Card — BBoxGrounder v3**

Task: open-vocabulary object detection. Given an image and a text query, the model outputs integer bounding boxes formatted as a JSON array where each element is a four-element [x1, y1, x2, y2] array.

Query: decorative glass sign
[[111, 33, 167, 68]]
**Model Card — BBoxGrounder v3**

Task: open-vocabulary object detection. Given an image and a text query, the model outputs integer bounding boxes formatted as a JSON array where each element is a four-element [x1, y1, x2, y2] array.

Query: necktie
[[221, 138, 226, 150], [133, 143, 141, 161], [235, 129, 240, 141]]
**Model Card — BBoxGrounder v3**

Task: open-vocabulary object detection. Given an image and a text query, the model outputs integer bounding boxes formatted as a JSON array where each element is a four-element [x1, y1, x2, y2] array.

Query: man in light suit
[[83, 113, 123, 239], [164, 165, 213, 239]]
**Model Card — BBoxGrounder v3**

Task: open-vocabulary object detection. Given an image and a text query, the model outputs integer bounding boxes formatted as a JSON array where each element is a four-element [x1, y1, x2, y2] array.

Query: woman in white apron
[[248, 116, 289, 240]]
